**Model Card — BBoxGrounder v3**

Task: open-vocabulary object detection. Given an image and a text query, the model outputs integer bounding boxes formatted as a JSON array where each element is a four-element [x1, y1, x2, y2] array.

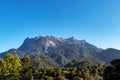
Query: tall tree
[[0, 53, 21, 80], [20, 55, 34, 80]]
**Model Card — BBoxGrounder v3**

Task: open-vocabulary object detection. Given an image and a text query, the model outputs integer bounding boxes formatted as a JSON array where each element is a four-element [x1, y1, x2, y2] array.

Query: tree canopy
[[0, 53, 120, 80]]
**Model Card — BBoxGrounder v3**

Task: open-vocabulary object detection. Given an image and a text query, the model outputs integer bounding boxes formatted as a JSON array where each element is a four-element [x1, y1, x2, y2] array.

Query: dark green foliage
[[103, 59, 120, 80], [20, 56, 34, 80], [32, 63, 106, 80], [110, 59, 120, 66], [65, 58, 104, 68], [65, 60, 91, 67]]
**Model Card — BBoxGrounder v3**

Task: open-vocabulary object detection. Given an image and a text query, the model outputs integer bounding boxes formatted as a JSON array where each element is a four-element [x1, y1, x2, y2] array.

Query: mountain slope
[[97, 48, 120, 64], [30, 54, 59, 67], [0, 48, 25, 58], [18, 36, 101, 56], [0, 35, 104, 66], [47, 44, 103, 65]]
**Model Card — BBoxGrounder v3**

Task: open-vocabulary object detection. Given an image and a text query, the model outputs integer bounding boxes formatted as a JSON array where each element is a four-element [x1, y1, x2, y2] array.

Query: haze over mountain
[[1, 35, 120, 66]]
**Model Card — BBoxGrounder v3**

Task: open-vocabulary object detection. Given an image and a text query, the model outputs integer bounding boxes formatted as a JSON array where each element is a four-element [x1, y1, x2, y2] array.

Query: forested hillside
[[0, 53, 119, 80]]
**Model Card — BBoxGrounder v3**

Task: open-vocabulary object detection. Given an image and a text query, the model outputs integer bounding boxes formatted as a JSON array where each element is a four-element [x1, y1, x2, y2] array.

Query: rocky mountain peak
[[68, 36, 75, 40], [17, 35, 100, 56]]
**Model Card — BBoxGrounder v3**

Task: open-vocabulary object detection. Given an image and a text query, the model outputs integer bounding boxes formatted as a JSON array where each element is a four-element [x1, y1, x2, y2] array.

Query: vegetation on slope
[[0, 53, 120, 80]]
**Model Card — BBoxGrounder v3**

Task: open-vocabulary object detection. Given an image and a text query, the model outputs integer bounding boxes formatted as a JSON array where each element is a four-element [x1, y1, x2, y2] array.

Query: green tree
[[20, 55, 34, 80], [104, 59, 120, 80], [0, 53, 21, 80]]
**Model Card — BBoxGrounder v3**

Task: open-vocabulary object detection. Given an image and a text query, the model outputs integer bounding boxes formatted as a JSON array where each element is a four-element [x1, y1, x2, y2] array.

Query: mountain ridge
[[1, 35, 120, 66], [18, 35, 101, 55]]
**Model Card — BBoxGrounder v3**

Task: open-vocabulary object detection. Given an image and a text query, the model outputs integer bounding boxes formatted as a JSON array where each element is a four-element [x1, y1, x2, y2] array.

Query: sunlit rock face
[[17, 35, 100, 56]]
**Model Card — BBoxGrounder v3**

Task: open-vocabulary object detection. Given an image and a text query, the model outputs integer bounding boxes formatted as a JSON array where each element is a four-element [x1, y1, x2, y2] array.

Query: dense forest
[[0, 53, 120, 80]]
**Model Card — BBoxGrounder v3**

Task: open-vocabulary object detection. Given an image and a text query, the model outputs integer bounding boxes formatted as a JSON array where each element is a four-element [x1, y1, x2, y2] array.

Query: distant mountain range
[[1, 35, 120, 66]]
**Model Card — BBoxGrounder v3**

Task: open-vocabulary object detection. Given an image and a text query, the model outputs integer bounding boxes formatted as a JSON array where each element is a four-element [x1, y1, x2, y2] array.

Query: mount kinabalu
[[18, 36, 101, 56], [1, 35, 120, 66]]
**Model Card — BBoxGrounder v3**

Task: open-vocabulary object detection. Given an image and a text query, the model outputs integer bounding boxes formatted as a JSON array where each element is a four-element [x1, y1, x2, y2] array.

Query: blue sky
[[0, 0, 120, 52]]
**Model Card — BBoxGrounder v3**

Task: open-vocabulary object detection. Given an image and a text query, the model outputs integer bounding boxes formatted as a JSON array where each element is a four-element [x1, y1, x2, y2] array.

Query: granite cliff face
[[18, 36, 100, 56]]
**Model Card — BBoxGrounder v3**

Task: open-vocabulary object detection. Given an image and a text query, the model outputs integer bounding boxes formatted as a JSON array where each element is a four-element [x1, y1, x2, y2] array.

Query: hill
[[97, 48, 120, 64]]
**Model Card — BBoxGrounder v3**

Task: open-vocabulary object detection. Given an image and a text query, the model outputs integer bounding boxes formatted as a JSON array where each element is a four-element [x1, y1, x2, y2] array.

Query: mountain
[[0, 48, 25, 58], [18, 36, 101, 56], [0, 35, 104, 66], [47, 44, 103, 65], [97, 48, 120, 64], [30, 54, 59, 67]]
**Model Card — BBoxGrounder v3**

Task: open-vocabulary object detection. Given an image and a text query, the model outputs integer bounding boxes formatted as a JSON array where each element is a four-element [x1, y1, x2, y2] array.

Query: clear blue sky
[[0, 0, 120, 53]]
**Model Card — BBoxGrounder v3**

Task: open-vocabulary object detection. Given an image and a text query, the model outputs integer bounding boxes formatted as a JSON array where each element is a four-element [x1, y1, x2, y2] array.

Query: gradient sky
[[0, 0, 120, 53]]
